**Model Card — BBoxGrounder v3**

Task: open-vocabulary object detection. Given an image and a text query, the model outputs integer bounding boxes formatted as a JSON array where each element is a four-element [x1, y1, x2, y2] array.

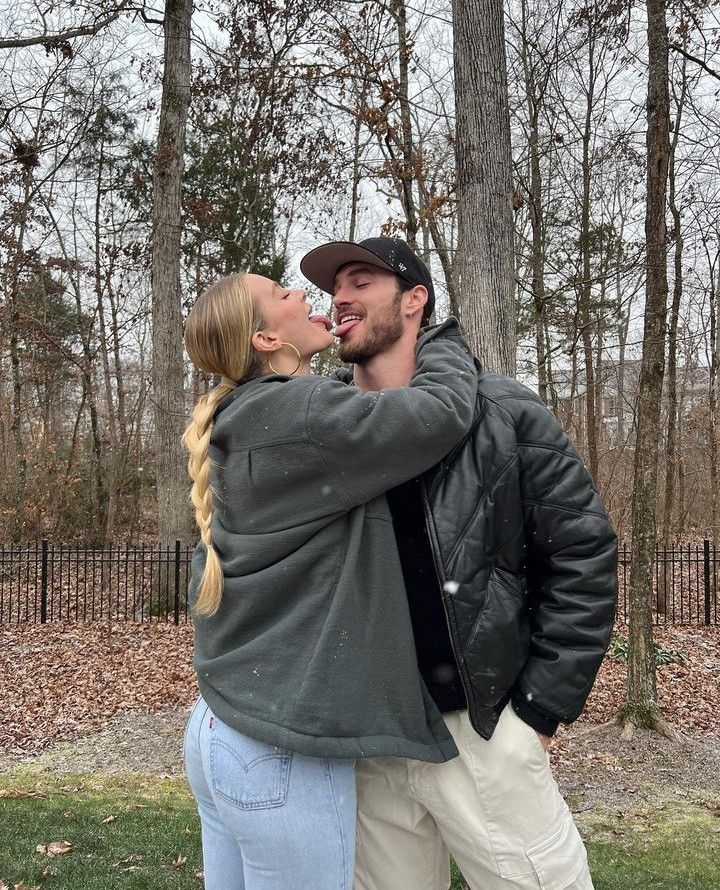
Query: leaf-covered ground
[[1, 621, 719, 890], [580, 624, 719, 736], [1, 623, 197, 757], [0, 621, 718, 759]]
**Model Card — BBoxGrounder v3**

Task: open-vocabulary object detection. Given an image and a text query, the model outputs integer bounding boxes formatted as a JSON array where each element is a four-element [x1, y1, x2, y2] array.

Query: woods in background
[[0, 0, 719, 548]]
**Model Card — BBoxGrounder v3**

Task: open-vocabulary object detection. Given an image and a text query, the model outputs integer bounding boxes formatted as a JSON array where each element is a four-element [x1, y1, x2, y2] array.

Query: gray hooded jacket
[[190, 319, 477, 761]]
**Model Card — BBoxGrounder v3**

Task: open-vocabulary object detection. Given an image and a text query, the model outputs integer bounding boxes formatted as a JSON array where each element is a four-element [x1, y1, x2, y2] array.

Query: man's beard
[[338, 299, 404, 364]]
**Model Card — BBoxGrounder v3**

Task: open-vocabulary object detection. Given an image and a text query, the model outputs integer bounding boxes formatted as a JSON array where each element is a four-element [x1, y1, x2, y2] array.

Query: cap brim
[[300, 242, 395, 295]]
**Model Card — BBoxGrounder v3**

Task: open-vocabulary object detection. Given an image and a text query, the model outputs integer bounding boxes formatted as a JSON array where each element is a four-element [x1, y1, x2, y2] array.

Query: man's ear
[[251, 329, 281, 355], [404, 284, 429, 319]]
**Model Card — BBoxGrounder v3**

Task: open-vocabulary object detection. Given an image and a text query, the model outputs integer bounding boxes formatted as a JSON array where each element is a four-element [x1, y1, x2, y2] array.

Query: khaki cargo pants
[[354, 705, 592, 890]]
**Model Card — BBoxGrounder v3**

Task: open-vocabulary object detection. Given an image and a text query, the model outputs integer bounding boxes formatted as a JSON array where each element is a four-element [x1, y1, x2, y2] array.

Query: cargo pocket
[[210, 720, 292, 810], [525, 806, 590, 890]]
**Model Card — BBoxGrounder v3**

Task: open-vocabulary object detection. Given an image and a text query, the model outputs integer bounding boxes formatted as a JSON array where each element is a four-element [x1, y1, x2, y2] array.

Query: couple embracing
[[181, 236, 617, 890]]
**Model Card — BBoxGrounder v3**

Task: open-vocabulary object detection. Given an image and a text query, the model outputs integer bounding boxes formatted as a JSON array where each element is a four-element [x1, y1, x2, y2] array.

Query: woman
[[182, 271, 477, 889]]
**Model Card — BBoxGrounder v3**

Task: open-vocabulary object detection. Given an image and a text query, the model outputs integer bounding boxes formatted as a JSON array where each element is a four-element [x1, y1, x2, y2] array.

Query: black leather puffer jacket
[[420, 367, 618, 740]]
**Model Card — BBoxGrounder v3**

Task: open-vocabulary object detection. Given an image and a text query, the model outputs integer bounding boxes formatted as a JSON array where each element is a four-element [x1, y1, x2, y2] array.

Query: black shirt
[[386, 477, 467, 713]]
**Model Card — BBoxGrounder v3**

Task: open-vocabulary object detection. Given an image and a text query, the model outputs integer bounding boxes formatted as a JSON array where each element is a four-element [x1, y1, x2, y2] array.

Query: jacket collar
[[333, 316, 464, 386], [214, 371, 290, 418]]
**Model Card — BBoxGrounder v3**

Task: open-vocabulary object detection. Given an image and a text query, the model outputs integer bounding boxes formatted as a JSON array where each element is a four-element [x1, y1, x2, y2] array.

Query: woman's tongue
[[335, 317, 363, 339]]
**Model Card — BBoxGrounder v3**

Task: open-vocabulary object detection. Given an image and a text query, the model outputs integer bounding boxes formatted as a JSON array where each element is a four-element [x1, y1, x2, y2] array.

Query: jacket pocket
[[210, 720, 292, 810], [461, 568, 529, 708], [525, 807, 590, 889]]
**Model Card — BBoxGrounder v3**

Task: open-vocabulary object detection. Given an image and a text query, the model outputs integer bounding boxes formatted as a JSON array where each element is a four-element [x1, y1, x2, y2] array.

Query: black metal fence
[[617, 540, 719, 626], [0, 541, 192, 624], [1, 540, 719, 626]]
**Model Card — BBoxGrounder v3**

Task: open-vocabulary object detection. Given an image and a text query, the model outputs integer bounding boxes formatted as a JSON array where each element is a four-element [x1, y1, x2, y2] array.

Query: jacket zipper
[[420, 476, 476, 727]]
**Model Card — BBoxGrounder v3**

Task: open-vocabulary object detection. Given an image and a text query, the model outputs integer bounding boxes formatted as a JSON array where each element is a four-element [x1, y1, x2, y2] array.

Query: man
[[300, 236, 618, 890]]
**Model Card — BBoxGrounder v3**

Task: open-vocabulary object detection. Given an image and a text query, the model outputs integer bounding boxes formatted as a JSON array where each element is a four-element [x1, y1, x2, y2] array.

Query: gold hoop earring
[[267, 341, 302, 376]]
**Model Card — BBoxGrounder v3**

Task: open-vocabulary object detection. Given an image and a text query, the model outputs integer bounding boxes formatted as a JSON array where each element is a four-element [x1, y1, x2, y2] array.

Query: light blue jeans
[[184, 697, 357, 889]]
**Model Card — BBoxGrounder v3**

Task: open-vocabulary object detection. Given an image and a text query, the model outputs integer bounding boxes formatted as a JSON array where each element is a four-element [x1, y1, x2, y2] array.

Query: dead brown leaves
[[0, 620, 717, 759], [0, 622, 197, 756], [34, 841, 71, 857], [2, 883, 42, 890], [0, 867, 53, 890], [582, 623, 720, 735], [113, 853, 143, 872]]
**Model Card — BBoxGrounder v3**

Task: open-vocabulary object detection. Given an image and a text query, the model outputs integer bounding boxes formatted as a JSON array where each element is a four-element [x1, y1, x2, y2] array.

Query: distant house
[[547, 359, 710, 448]]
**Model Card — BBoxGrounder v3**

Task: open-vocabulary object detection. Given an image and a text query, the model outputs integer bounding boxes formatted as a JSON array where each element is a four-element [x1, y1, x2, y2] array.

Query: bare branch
[[670, 41, 720, 83], [0, 11, 122, 50]]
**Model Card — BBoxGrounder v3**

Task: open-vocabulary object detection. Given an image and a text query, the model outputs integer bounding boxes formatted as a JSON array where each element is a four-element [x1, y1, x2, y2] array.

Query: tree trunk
[[45, 205, 106, 539], [452, 0, 516, 375], [6, 170, 34, 542], [94, 134, 121, 546], [391, 0, 419, 249], [621, 0, 671, 736], [544, 317, 558, 415], [660, 60, 687, 609], [348, 87, 365, 243], [615, 232, 631, 446], [520, 0, 548, 403], [108, 283, 128, 445], [151, 0, 194, 545], [416, 176, 457, 318], [579, 54, 598, 480], [708, 250, 719, 542]]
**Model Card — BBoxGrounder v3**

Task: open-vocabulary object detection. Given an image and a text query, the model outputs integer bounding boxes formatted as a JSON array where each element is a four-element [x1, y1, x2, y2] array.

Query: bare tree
[[700, 226, 720, 542], [452, 0, 515, 374], [659, 50, 692, 609], [151, 0, 194, 545], [391, 0, 419, 250], [508, 0, 566, 403], [621, 0, 672, 737]]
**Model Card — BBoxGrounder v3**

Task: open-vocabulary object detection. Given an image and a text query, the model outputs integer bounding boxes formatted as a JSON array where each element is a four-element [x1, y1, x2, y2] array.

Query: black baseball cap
[[300, 236, 435, 320]]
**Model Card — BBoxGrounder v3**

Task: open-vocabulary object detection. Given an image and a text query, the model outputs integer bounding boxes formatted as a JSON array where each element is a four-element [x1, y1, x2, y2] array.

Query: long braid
[[182, 272, 265, 617], [182, 382, 235, 616]]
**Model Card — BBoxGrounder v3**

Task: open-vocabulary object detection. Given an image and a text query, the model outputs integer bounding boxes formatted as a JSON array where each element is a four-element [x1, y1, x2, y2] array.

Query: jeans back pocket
[[209, 720, 292, 810]]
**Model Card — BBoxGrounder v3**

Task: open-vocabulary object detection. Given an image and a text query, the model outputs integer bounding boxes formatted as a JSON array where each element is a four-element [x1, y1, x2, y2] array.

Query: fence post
[[705, 539, 712, 626], [40, 539, 48, 624], [174, 540, 181, 626]]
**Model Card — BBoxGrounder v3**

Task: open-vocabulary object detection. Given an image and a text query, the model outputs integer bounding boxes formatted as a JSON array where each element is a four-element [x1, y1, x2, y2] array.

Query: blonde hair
[[182, 273, 265, 616]]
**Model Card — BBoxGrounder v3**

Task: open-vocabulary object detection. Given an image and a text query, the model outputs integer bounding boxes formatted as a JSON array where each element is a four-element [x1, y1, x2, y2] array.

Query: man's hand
[[536, 731, 552, 751]]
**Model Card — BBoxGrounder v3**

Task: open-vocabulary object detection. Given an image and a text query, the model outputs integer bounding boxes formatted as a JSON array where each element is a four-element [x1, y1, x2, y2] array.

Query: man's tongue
[[335, 318, 362, 339]]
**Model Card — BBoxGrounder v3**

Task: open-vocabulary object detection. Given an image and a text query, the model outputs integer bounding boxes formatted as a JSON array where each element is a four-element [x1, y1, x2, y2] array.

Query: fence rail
[[0, 540, 192, 624], [616, 541, 718, 625], [1, 540, 719, 625]]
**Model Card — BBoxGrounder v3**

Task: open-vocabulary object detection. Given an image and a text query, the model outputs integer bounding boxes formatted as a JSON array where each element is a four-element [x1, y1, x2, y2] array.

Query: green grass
[[450, 806, 720, 889], [585, 806, 720, 890], [0, 772, 202, 889], [1, 772, 718, 889]]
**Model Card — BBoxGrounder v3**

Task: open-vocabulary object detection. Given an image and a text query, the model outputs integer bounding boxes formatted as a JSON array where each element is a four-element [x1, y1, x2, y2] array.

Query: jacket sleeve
[[509, 396, 618, 735], [306, 324, 478, 509]]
